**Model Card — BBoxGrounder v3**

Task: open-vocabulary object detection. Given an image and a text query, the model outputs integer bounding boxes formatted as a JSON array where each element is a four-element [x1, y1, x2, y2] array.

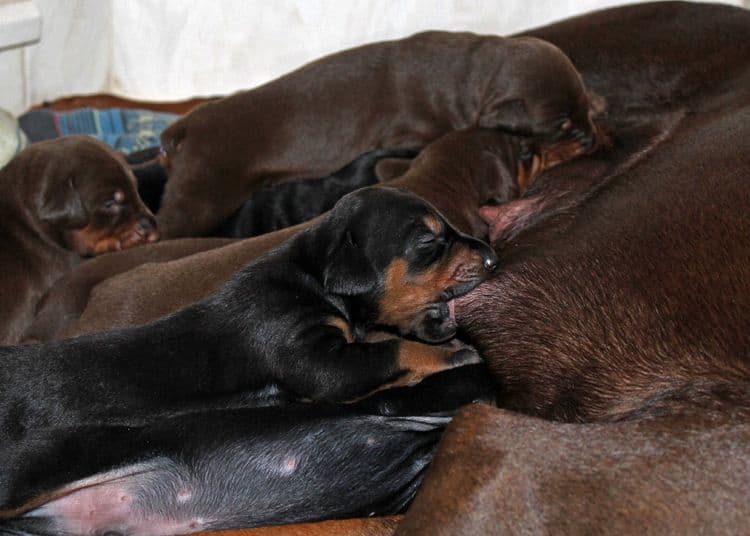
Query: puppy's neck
[[285, 219, 382, 327]]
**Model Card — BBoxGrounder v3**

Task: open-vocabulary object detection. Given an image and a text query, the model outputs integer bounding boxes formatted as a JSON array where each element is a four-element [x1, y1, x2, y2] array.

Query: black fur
[[0, 365, 495, 534], [216, 148, 419, 237]]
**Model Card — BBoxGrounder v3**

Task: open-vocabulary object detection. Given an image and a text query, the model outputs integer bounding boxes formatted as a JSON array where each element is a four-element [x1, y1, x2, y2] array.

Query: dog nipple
[[279, 454, 299, 475], [188, 518, 206, 531], [176, 488, 192, 503]]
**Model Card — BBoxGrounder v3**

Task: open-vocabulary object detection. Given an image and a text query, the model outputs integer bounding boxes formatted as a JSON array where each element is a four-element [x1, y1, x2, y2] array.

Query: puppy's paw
[[390, 339, 484, 388], [442, 338, 482, 365], [450, 346, 482, 367], [92, 237, 122, 255]]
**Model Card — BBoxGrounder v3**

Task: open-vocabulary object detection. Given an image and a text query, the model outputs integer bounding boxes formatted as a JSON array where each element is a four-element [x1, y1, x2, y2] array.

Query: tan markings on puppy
[[377, 246, 484, 332], [386, 340, 460, 388], [518, 127, 602, 195], [71, 218, 159, 256], [326, 316, 354, 343], [422, 214, 443, 235], [517, 155, 544, 195], [541, 139, 588, 168]]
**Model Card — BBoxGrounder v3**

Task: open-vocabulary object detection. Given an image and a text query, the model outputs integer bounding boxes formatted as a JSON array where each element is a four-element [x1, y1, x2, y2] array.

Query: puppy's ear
[[38, 176, 88, 229], [323, 230, 378, 296]]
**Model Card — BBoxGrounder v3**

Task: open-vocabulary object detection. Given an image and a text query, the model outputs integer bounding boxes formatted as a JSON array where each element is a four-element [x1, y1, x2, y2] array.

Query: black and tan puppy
[[0, 136, 158, 344], [1, 187, 496, 434], [158, 31, 600, 237]]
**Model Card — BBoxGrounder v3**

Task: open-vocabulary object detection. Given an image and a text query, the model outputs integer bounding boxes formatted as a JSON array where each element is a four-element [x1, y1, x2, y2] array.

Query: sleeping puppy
[[157, 31, 601, 237], [0, 136, 158, 344], [0, 187, 497, 434], [216, 147, 419, 238]]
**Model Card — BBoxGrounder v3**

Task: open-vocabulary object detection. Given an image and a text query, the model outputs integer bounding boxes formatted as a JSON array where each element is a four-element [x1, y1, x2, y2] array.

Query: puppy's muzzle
[[413, 236, 497, 343]]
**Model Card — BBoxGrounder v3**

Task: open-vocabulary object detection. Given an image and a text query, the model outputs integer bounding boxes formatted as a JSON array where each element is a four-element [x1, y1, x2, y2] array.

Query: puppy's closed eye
[[409, 234, 446, 268]]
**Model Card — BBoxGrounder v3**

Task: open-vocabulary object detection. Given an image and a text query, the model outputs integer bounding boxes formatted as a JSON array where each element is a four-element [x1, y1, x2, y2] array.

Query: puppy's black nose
[[483, 253, 499, 272]]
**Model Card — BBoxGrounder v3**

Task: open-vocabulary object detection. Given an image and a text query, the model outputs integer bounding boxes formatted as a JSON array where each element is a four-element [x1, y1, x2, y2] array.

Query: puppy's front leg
[[391, 339, 481, 388], [288, 323, 481, 401], [362, 331, 481, 390]]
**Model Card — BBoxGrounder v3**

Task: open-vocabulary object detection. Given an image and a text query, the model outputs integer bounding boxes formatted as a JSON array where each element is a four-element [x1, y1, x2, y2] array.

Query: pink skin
[[478, 198, 545, 245], [19, 463, 213, 536]]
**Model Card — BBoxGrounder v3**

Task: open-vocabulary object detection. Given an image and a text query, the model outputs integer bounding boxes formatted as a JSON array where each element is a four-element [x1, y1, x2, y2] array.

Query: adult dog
[[396, 404, 750, 535], [458, 107, 750, 421]]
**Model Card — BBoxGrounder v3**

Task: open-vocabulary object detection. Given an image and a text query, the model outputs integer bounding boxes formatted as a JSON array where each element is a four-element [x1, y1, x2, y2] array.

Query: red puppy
[[0, 136, 158, 343]]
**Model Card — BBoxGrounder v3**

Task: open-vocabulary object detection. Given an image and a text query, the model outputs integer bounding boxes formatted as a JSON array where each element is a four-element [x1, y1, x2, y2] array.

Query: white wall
[[1, 0, 748, 114]]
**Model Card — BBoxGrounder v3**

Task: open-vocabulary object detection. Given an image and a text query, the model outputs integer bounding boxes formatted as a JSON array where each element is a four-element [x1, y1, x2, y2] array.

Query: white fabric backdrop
[[7, 0, 748, 111]]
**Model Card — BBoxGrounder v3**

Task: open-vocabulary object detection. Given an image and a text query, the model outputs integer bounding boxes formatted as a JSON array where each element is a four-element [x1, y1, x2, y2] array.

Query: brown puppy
[[0, 136, 158, 344], [41, 223, 305, 340], [387, 128, 573, 237], [157, 31, 599, 237], [41, 127, 560, 340], [396, 404, 750, 535]]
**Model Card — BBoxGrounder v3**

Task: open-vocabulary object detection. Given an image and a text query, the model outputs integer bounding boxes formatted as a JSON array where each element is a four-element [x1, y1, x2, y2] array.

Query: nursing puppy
[[2, 187, 496, 435], [158, 30, 599, 237], [3, 411, 445, 536], [0, 136, 158, 344]]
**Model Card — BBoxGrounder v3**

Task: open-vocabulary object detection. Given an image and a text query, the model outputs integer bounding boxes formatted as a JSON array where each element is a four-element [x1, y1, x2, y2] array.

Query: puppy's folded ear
[[38, 176, 88, 229], [323, 230, 379, 296]]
